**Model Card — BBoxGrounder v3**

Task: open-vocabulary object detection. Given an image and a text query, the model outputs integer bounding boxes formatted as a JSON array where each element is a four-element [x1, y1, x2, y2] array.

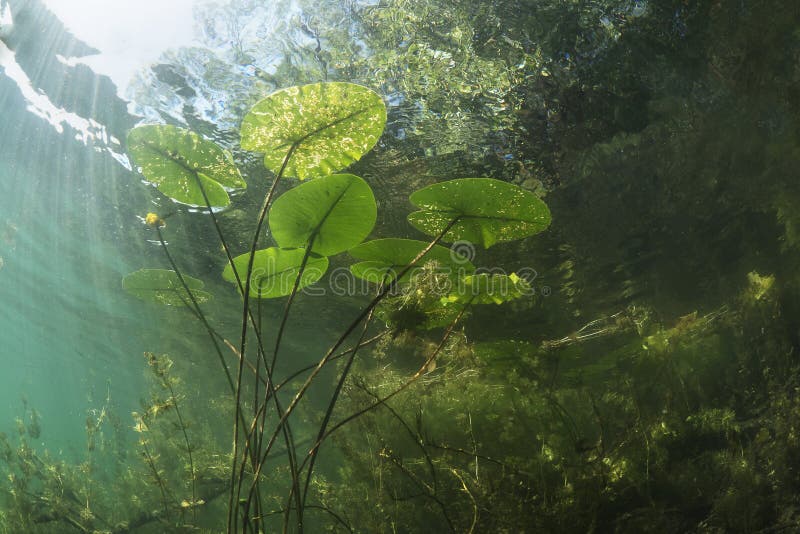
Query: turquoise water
[[2, 0, 800, 532], [0, 95, 149, 460]]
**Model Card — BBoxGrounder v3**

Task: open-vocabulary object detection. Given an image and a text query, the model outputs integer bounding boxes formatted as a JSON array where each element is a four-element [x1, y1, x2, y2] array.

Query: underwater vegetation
[[1, 79, 550, 532], [120, 81, 549, 533], [3, 0, 800, 532]]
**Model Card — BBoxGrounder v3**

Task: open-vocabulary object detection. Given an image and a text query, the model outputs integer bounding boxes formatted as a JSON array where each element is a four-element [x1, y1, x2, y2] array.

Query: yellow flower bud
[[145, 213, 164, 227]]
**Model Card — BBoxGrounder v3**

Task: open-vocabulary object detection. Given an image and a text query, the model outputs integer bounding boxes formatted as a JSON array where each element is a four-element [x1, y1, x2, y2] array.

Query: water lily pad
[[127, 125, 245, 207], [122, 269, 212, 306], [408, 178, 551, 248], [240, 82, 386, 180], [222, 247, 329, 299], [269, 173, 376, 256], [349, 238, 474, 283]]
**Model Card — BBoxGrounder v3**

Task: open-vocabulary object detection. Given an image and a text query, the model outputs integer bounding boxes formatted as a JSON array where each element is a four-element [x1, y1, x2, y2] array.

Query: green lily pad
[[222, 247, 329, 299], [240, 82, 386, 180], [349, 238, 475, 284], [122, 269, 212, 306], [127, 125, 246, 207], [408, 178, 551, 248], [444, 272, 532, 305], [269, 173, 376, 256]]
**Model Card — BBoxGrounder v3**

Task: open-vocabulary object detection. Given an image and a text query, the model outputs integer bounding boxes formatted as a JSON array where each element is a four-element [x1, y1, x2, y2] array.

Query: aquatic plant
[[119, 80, 550, 532], [5, 1, 800, 531], [9, 269, 798, 532], [0, 374, 230, 533], [323, 268, 800, 533]]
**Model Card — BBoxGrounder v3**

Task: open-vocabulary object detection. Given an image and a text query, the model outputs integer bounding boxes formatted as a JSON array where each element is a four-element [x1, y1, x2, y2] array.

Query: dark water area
[[1, 0, 800, 531]]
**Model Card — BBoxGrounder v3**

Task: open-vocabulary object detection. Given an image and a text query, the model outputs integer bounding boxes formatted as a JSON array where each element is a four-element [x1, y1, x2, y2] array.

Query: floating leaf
[[240, 82, 386, 180], [127, 125, 246, 207], [443, 272, 532, 305], [122, 269, 212, 306], [269, 174, 376, 256], [349, 238, 474, 283], [408, 178, 551, 248], [222, 247, 328, 299]]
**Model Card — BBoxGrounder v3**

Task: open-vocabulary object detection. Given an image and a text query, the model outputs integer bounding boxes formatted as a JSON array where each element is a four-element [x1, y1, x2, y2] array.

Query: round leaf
[[240, 82, 386, 180], [408, 178, 551, 248], [127, 125, 246, 207], [349, 238, 474, 283], [269, 174, 376, 256], [222, 247, 328, 299], [122, 269, 212, 306]]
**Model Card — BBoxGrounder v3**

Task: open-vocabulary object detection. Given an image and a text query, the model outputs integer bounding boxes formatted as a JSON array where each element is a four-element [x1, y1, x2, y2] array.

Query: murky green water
[[1, 0, 800, 531]]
